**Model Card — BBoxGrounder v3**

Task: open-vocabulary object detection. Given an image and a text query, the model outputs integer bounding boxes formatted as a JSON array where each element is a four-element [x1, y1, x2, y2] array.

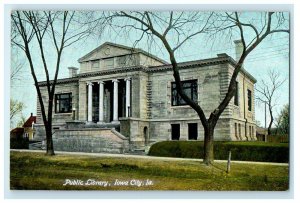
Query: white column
[[87, 82, 93, 123], [125, 77, 131, 117], [112, 79, 119, 123], [98, 81, 105, 124]]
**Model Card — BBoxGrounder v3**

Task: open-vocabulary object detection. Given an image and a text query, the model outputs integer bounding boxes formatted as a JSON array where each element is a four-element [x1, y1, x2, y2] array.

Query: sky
[[10, 10, 289, 129]]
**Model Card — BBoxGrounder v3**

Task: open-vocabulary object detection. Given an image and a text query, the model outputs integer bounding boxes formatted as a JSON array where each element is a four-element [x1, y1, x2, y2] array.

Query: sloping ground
[[10, 151, 289, 191], [52, 128, 129, 153]]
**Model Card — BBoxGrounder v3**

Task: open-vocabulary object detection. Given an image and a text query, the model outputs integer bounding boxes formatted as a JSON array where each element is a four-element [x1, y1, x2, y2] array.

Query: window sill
[[54, 112, 72, 115], [170, 105, 193, 109]]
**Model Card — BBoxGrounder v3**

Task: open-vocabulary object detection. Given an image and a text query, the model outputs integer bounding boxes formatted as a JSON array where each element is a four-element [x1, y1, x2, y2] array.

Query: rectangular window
[[92, 60, 99, 69], [247, 89, 252, 111], [235, 123, 238, 139], [171, 80, 197, 106], [55, 93, 72, 113], [171, 124, 180, 140], [234, 81, 239, 106]]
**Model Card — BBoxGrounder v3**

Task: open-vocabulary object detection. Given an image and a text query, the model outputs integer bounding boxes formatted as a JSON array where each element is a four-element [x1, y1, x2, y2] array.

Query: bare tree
[[106, 11, 289, 165], [256, 70, 286, 136], [10, 48, 26, 128], [10, 54, 25, 82], [11, 11, 100, 155]]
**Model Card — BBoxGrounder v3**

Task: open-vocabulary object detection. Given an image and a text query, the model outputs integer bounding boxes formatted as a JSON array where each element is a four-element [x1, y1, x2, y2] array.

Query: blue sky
[[10, 11, 289, 128]]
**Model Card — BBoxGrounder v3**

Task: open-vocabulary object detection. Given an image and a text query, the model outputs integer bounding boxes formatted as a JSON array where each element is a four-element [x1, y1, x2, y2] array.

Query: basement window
[[171, 124, 180, 140]]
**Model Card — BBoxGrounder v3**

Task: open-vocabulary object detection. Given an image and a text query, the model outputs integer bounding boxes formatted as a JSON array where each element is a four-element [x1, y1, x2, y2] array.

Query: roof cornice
[[37, 77, 79, 86], [37, 55, 256, 86]]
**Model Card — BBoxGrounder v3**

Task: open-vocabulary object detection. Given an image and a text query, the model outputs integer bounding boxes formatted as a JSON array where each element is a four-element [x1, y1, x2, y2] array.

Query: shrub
[[10, 137, 29, 149], [148, 141, 289, 163]]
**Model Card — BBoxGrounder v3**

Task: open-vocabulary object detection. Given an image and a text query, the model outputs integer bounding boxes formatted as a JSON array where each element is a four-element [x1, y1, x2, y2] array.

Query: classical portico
[[86, 77, 131, 124]]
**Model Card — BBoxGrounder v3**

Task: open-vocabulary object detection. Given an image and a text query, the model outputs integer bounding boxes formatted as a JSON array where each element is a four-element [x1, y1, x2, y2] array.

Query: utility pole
[[264, 101, 267, 142], [265, 101, 267, 129]]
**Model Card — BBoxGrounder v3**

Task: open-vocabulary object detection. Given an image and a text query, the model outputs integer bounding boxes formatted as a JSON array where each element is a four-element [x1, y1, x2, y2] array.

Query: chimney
[[30, 113, 33, 117], [68, 67, 78, 78], [234, 39, 243, 61], [217, 53, 228, 58]]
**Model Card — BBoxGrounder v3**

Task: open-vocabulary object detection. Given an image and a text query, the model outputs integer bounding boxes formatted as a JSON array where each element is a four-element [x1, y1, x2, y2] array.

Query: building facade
[[34, 41, 256, 153]]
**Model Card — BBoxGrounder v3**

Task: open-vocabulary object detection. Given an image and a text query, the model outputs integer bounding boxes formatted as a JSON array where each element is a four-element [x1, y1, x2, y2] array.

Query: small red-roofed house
[[23, 113, 37, 140]]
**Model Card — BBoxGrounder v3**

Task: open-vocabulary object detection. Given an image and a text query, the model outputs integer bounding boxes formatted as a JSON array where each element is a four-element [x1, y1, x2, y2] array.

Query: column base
[[111, 120, 120, 124], [86, 121, 94, 125], [97, 121, 105, 124]]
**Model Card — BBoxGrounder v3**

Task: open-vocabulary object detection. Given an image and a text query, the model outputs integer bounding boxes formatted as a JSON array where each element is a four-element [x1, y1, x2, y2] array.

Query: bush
[[148, 141, 289, 163], [10, 137, 29, 149]]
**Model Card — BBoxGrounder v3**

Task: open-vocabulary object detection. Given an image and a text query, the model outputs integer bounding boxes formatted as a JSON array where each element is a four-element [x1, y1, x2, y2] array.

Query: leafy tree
[[275, 104, 289, 135], [10, 99, 25, 129]]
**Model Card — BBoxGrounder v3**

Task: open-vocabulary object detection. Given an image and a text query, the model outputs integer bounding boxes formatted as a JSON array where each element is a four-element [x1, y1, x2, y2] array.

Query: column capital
[[124, 77, 131, 81], [98, 81, 105, 84], [86, 82, 93, 86], [112, 79, 119, 83]]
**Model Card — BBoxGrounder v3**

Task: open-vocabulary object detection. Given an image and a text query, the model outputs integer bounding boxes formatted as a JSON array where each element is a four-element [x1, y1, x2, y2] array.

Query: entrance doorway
[[118, 79, 126, 118], [92, 83, 99, 123]]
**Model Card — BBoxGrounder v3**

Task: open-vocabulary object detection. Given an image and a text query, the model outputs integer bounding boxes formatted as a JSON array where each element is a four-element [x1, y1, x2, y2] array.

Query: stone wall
[[36, 81, 79, 125], [33, 123, 65, 141], [228, 63, 256, 141], [148, 118, 231, 142], [145, 61, 256, 142], [53, 128, 129, 153], [119, 117, 149, 150], [148, 64, 223, 120]]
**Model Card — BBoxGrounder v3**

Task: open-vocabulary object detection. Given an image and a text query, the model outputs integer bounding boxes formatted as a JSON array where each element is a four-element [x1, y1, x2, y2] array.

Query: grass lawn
[[10, 151, 289, 191]]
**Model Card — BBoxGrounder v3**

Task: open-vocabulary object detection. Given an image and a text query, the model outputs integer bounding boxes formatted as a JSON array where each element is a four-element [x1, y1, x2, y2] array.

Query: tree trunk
[[45, 125, 55, 155], [203, 126, 214, 165], [267, 106, 274, 136]]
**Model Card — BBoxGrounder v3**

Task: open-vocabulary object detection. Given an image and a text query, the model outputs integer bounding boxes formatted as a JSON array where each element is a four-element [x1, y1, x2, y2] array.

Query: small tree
[[106, 11, 289, 165], [275, 104, 289, 135], [10, 98, 25, 128], [256, 70, 286, 136]]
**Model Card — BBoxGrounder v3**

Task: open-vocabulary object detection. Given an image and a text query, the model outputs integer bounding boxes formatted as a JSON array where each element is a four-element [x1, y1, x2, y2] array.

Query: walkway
[[10, 149, 289, 166]]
